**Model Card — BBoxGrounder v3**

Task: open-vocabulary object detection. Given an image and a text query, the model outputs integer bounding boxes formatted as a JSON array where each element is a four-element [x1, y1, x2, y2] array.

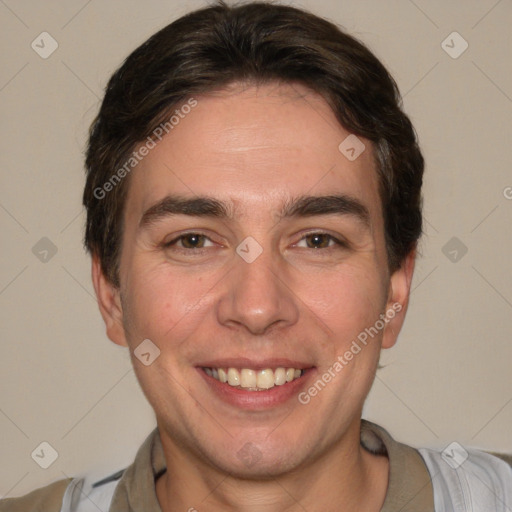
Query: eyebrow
[[139, 193, 370, 229]]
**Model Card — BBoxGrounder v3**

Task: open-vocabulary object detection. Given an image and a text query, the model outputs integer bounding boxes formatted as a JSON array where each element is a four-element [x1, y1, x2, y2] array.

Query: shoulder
[[362, 420, 512, 511], [418, 444, 512, 510], [0, 478, 71, 512], [0, 469, 126, 512]]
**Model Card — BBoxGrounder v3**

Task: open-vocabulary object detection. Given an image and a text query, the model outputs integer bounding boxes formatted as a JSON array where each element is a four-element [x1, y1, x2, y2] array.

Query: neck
[[156, 420, 389, 512]]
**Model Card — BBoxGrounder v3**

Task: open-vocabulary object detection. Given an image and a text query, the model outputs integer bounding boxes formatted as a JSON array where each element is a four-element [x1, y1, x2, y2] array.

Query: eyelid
[[294, 230, 349, 249], [162, 230, 349, 251], [163, 231, 216, 248]]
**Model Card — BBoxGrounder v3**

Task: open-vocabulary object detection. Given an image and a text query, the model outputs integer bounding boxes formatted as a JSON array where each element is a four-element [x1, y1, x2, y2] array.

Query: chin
[[200, 434, 309, 479]]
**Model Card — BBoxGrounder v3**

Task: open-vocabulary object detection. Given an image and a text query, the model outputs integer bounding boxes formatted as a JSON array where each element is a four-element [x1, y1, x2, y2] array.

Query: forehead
[[125, 82, 382, 222]]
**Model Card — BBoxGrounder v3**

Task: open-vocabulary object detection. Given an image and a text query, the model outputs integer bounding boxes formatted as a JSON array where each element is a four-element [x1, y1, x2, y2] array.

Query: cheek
[[121, 263, 218, 347], [298, 264, 387, 350], [304, 268, 387, 400]]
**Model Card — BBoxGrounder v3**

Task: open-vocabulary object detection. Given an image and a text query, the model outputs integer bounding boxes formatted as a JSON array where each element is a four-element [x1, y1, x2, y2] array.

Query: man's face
[[98, 83, 409, 476]]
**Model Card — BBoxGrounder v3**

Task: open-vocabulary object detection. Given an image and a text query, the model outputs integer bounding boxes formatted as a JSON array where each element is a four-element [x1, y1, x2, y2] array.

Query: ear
[[381, 248, 416, 349], [91, 255, 128, 347]]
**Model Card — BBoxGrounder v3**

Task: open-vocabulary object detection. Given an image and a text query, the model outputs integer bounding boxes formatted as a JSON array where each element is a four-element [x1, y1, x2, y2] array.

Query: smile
[[203, 367, 304, 391]]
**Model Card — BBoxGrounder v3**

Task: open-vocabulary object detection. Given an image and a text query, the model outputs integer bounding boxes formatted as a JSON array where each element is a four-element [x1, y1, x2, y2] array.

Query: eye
[[296, 232, 346, 250], [165, 233, 214, 249]]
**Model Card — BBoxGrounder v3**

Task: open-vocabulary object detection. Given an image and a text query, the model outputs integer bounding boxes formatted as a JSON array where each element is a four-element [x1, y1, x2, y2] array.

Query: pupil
[[309, 234, 327, 248], [185, 234, 202, 248]]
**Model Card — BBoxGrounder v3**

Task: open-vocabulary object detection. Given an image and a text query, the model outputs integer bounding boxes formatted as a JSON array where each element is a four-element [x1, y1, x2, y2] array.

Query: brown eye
[[304, 233, 332, 249], [179, 234, 207, 248], [164, 233, 214, 249], [295, 232, 348, 251]]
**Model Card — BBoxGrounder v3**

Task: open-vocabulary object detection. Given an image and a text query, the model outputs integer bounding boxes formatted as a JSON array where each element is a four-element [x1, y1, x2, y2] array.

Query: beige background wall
[[1, 0, 511, 498]]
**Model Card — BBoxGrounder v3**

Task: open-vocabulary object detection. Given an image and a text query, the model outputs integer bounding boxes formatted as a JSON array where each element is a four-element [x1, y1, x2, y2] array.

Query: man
[[2, 1, 511, 511]]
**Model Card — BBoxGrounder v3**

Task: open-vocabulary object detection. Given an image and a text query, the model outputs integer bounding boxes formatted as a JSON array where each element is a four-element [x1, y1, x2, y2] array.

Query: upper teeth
[[204, 367, 303, 390]]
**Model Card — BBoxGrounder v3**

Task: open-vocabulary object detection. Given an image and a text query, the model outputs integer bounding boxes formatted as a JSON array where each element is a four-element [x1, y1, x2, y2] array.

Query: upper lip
[[197, 357, 313, 371]]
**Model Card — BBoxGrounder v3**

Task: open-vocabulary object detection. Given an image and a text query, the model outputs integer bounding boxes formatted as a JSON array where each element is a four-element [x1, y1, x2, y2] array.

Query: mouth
[[203, 366, 305, 391], [197, 362, 314, 409]]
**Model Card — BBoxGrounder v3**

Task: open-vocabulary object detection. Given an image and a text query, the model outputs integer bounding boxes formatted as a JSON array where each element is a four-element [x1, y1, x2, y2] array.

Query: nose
[[216, 246, 299, 335]]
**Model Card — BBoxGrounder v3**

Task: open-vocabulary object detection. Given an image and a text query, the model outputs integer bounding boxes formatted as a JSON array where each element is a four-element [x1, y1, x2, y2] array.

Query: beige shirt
[[0, 420, 437, 511]]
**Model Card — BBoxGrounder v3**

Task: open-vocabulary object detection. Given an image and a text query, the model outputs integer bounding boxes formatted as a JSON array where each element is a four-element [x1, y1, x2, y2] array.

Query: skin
[[93, 82, 415, 511]]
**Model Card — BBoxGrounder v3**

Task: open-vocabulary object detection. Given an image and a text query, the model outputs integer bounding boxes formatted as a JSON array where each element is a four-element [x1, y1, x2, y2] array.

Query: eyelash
[[163, 232, 214, 250], [295, 232, 348, 250], [163, 231, 348, 252]]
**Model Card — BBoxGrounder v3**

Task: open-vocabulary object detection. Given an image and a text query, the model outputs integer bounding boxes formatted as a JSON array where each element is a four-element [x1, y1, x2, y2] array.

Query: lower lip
[[197, 368, 315, 410]]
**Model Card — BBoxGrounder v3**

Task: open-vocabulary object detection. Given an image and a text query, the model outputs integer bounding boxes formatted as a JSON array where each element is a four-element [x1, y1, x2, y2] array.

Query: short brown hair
[[84, 1, 423, 286]]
